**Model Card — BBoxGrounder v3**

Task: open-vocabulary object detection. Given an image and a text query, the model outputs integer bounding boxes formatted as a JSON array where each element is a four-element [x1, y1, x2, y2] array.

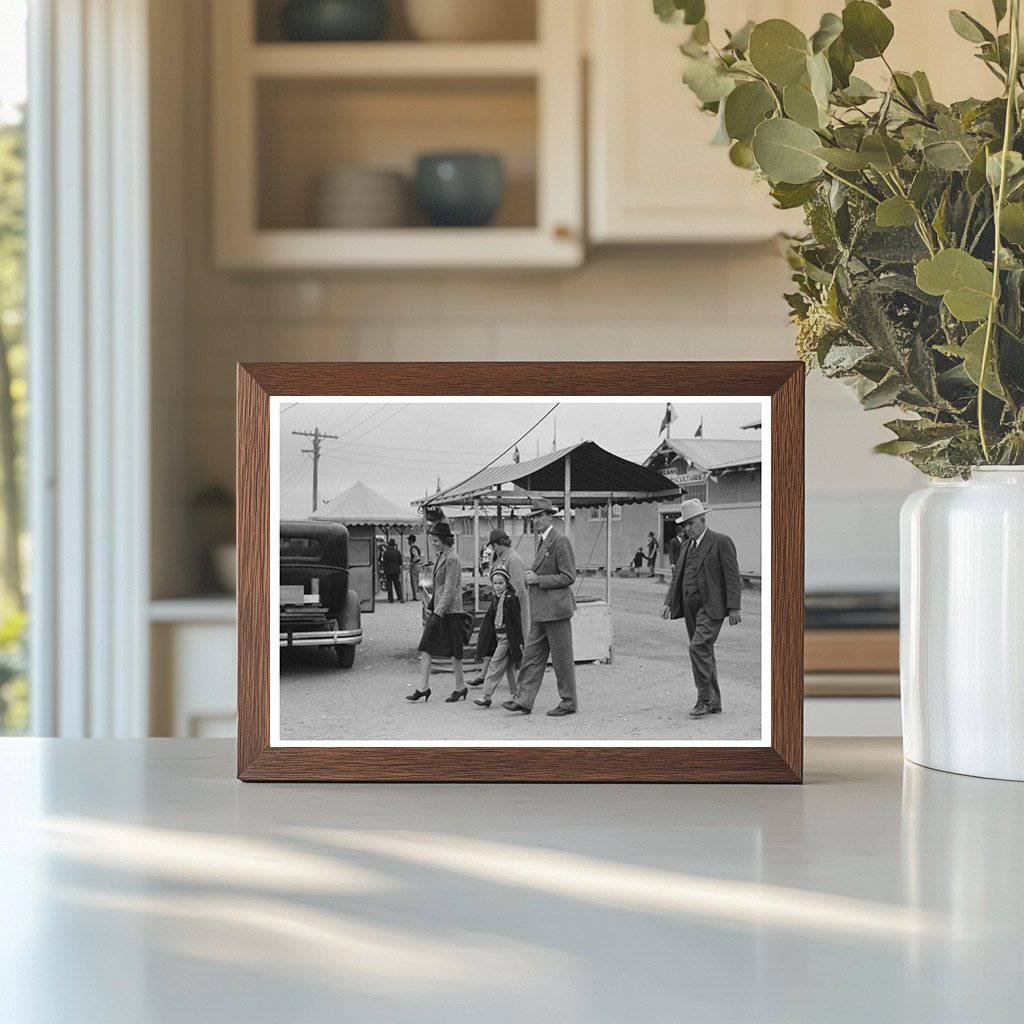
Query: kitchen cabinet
[[587, 0, 999, 244], [211, 0, 583, 269]]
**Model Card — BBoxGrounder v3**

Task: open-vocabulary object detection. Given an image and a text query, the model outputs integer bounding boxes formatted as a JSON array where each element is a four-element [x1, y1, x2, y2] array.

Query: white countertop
[[2, 738, 1021, 1023]]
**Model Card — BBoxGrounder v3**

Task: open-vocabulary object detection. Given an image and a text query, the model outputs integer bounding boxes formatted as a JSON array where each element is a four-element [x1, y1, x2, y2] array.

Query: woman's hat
[[489, 566, 512, 584], [488, 528, 511, 546], [429, 521, 455, 540], [675, 498, 711, 524]]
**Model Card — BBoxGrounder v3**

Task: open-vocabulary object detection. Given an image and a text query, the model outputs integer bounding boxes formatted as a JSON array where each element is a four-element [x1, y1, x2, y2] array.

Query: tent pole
[[605, 496, 612, 605], [473, 498, 480, 614], [563, 454, 572, 548]]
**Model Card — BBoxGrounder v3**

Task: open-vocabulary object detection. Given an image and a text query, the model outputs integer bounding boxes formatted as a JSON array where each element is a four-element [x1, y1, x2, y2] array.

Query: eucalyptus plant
[[658, 0, 1024, 474]]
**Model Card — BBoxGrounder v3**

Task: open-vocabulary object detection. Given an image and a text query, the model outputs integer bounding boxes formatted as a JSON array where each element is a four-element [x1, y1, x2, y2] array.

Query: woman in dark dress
[[407, 522, 467, 703]]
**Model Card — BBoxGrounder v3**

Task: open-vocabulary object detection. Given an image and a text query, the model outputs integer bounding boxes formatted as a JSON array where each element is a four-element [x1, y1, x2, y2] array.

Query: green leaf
[[728, 140, 757, 169], [912, 71, 935, 105], [948, 10, 993, 44], [827, 35, 855, 89], [993, 1, 1008, 24], [807, 51, 833, 110], [860, 133, 905, 173], [959, 325, 1006, 398], [985, 150, 1024, 190], [751, 117, 826, 184], [914, 249, 994, 321], [814, 145, 872, 170], [748, 19, 810, 87], [875, 196, 918, 228], [810, 12, 843, 54], [723, 81, 775, 143], [923, 141, 973, 171], [681, 55, 736, 103], [909, 165, 936, 205], [967, 143, 993, 193], [862, 374, 902, 410], [783, 83, 822, 128], [723, 20, 755, 53], [874, 439, 921, 455], [653, 0, 705, 25], [842, 1, 894, 60], [770, 179, 820, 209], [1000, 202, 1024, 242], [836, 75, 877, 104], [884, 419, 963, 443]]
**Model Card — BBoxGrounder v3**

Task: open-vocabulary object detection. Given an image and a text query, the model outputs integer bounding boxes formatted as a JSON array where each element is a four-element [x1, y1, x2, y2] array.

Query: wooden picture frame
[[237, 362, 804, 782]]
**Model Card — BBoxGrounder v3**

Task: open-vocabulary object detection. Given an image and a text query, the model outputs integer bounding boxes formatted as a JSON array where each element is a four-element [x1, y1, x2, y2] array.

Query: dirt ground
[[279, 576, 763, 743]]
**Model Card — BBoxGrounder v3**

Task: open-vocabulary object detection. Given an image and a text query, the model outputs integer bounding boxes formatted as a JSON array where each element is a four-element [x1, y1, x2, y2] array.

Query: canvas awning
[[419, 441, 681, 510]]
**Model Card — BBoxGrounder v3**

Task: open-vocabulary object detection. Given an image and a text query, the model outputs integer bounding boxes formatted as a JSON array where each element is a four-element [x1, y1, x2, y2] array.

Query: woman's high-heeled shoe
[[473, 697, 491, 708], [445, 688, 468, 703], [406, 688, 431, 702]]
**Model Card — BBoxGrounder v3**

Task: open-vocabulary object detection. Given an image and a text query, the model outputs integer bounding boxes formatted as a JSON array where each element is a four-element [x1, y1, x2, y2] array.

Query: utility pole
[[292, 427, 338, 513]]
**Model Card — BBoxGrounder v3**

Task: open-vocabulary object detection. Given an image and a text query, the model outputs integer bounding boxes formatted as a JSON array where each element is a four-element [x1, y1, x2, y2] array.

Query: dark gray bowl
[[415, 152, 505, 228], [280, 0, 388, 42]]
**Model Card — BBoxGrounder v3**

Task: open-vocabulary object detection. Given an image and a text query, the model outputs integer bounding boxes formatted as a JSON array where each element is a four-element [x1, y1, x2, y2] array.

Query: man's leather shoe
[[689, 701, 711, 718], [507, 703, 532, 714], [546, 706, 576, 717], [501, 700, 518, 710]]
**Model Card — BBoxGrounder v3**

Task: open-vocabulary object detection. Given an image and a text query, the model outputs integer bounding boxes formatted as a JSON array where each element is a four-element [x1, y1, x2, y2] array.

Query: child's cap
[[489, 567, 512, 586]]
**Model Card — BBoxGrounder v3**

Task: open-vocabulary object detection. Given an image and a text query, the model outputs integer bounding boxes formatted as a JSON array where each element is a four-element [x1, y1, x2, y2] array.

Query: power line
[[341, 403, 411, 445]]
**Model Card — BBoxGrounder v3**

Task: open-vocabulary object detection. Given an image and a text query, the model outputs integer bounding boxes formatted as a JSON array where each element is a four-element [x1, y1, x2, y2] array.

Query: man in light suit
[[505, 497, 578, 717], [661, 499, 742, 717]]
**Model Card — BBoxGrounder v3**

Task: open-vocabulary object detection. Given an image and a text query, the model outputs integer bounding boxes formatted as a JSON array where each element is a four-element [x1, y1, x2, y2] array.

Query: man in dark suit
[[661, 499, 742, 717], [381, 538, 404, 603], [505, 497, 578, 717]]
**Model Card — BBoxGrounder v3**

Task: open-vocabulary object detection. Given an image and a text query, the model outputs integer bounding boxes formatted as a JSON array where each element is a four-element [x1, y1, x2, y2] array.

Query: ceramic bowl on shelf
[[403, 0, 534, 42], [280, 0, 388, 42], [414, 152, 504, 227], [314, 167, 409, 229]]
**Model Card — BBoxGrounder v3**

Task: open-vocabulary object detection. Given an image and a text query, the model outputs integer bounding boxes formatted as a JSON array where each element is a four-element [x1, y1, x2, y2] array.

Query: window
[[0, 1, 27, 734], [589, 504, 622, 521], [280, 537, 322, 560]]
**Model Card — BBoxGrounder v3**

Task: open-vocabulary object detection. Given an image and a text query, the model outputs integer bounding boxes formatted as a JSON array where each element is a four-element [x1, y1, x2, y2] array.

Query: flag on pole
[[659, 403, 677, 436], [436, 475, 442, 493], [513, 445, 521, 464], [695, 416, 704, 438]]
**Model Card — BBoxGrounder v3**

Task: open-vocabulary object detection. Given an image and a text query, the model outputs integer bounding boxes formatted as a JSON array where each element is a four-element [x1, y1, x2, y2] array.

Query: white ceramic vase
[[900, 467, 1024, 780]]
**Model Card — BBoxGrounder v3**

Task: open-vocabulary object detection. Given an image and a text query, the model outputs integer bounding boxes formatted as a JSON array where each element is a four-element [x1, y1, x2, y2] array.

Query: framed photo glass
[[238, 362, 803, 781]]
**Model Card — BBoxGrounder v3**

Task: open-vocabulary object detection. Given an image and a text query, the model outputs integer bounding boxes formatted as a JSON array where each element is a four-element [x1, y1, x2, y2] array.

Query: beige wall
[[151, 0, 921, 598]]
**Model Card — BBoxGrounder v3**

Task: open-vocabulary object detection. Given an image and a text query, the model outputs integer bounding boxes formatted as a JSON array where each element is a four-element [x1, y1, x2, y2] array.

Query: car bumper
[[280, 628, 363, 648]]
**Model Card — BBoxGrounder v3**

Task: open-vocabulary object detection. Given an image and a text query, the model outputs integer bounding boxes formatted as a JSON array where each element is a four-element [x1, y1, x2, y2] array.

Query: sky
[[0, 1, 26, 124], [279, 398, 762, 518]]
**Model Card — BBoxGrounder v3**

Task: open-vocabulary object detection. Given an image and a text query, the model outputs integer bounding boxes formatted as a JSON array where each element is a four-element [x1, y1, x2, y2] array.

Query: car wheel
[[335, 644, 355, 669]]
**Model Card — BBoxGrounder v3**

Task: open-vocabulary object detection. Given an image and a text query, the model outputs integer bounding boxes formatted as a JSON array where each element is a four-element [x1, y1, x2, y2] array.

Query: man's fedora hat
[[428, 521, 455, 540], [675, 498, 711, 524], [527, 496, 559, 517]]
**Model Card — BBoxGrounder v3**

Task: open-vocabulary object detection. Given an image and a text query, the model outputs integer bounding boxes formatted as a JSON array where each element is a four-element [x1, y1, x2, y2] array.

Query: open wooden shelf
[[212, 0, 582, 269], [248, 42, 545, 78]]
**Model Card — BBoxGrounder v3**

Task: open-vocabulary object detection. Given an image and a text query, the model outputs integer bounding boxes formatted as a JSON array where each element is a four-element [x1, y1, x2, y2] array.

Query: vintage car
[[279, 520, 362, 667]]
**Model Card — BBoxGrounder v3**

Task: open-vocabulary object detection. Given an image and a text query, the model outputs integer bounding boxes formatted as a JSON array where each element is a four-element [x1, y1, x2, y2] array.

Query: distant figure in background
[[506, 497, 577, 718], [661, 499, 742, 718], [668, 522, 686, 568], [631, 548, 645, 577], [473, 568, 524, 708], [645, 531, 660, 577], [407, 534, 423, 599], [408, 522, 467, 704], [382, 538, 404, 603]]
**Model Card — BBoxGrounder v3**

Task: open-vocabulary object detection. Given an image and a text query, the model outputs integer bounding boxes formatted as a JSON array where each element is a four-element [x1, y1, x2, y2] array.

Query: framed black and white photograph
[[238, 362, 804, 781]]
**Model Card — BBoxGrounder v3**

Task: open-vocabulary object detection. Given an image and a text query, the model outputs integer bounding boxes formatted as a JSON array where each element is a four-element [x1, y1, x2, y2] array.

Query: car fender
[[340, 589, 362, 633]]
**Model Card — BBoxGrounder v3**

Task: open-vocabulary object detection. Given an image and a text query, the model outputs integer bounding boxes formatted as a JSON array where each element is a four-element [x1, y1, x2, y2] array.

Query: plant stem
[[979, 0, 1021, 463], [821, 167, 879, 203]]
